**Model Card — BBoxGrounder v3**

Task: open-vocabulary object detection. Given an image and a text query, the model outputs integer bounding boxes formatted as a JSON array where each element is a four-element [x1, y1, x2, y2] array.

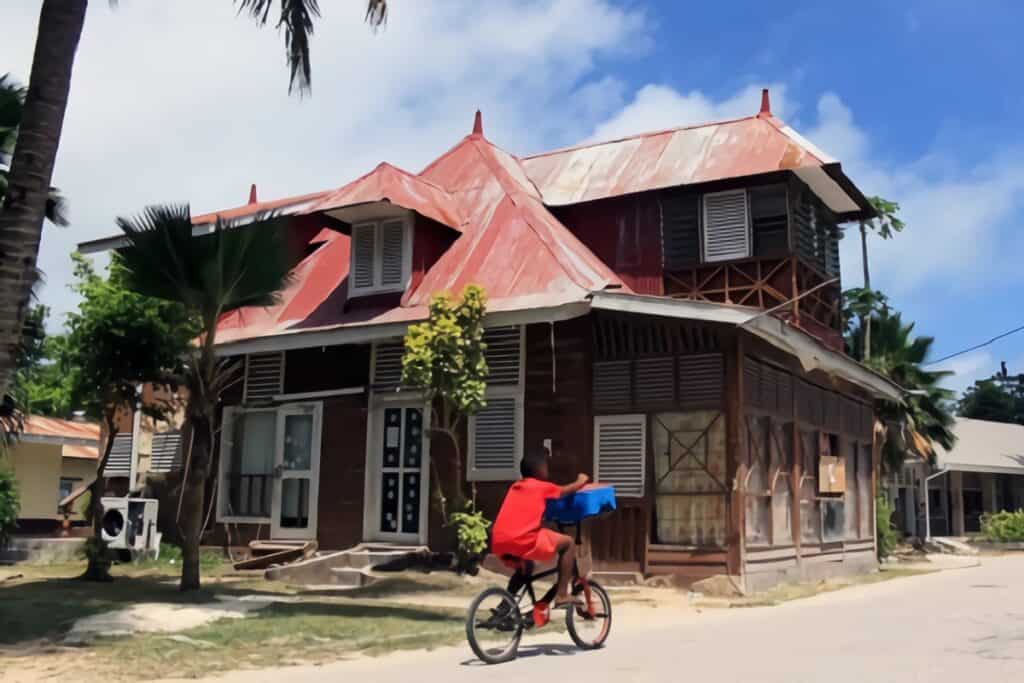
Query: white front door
[[271, 403, 322, 540], [366, 402, 429, 544]]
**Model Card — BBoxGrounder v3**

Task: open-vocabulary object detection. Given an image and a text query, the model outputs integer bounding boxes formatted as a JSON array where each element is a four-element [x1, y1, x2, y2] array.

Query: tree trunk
[[178, 417, 213, 591], [81, 415, 116, 582], [860, 223, 872, 362], [0, 0, 87, 396]]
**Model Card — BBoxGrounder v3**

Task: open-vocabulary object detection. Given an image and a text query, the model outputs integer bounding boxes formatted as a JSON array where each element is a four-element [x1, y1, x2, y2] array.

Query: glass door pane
[[273, 406, 319, 539], [378, 407, 424, 537]]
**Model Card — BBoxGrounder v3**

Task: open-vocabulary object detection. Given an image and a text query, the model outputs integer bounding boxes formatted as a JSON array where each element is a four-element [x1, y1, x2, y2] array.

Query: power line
[[926, 323, 1024, 366]]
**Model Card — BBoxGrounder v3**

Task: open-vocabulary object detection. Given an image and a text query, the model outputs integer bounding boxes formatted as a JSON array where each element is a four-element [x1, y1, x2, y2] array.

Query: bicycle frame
[[508, 521, 596, 627]]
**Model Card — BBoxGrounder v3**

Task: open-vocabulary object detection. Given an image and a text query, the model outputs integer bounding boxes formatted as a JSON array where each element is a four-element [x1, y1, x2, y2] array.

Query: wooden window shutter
[[635, 356, 675, 406], [484, 326, 522, 385], [594, 414, 646, 498], [469, 395, 522, 481], [102, 433, 134, 477], [150, 430, 184, 473], [243, 352, 284, 402], [660, 191, 701, 270], [592, 360, 633, 413], [380, 220, 405, 287], [371, 340, 405, 390], [678, 353, 724, 405], [702, 190, 750, 262], [351, 223, 377, 290]]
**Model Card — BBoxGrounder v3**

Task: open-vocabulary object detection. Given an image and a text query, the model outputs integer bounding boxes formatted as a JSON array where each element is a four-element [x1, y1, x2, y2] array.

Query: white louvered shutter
[[351, 223, 377, 291], [380, 220, 406, 288], [150, 430, 184, 473], [371, 340, 405, 390], [469, 395, 522, 481], [243, 352, 284, 402], [484, 326, 522, 385], [593, 414, 646, 498], [103, 433, 134, 477], [702, 190, 750, 262]]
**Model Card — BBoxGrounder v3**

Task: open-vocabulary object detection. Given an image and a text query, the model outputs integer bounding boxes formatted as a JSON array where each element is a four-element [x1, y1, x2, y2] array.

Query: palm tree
[[116, 205, 293, 590], [852, 309, 956, 470], [0, 1, 387, 399], [856, 197, 905, 361]]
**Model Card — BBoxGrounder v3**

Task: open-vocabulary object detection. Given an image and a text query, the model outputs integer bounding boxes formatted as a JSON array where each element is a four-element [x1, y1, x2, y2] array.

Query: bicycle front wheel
[[566, 580, 612, 650], [466, 587, 524, 664]]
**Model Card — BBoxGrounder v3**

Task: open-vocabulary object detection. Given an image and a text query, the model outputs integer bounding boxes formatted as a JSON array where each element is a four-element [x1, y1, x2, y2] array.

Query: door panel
[[373, 405, 426, 541], [271, 404, 321, 540]]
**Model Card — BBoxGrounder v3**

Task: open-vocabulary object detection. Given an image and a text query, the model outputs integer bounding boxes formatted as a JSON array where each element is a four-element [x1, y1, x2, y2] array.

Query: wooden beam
[[726, 333, 746, 578]]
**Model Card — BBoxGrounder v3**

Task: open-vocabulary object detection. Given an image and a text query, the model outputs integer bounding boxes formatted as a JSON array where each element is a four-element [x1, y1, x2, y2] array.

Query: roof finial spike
[[758, 88, 771, 117], [472, 110, 483, 137], [248, 183, 258, 204]]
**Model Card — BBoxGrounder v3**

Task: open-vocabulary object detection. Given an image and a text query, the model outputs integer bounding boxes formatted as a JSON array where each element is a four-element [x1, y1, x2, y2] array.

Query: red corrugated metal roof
[[308, 163, 465, 231], [24, 416, 101, 442], [520, 114, 831, 206], [192, 190, 330, 226]]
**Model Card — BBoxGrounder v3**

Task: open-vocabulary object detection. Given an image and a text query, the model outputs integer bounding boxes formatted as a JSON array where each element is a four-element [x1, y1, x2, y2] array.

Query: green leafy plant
[[80, 536, 113, 579], [401, 285, 489, 521], [876, 493, 899, 560], [450, 503, 491, 575], [980, 510, 1024, 543], [0, 464, 19, 547]]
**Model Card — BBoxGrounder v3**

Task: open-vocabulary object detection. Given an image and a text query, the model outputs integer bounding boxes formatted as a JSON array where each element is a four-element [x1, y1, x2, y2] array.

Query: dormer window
[[349, 217, 412, 296]]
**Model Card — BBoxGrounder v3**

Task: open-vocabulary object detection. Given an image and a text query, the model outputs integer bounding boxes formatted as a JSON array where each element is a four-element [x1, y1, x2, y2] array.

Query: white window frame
[[468, 386, 525, 482], [593, 413, 647, 499], [218, 405, 274, 524], [348, 215, 413, 297], [701, 189, 751, 263]]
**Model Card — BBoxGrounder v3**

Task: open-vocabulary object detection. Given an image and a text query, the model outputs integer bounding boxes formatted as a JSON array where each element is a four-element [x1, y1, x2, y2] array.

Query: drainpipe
[[923, 468, 948, 540]]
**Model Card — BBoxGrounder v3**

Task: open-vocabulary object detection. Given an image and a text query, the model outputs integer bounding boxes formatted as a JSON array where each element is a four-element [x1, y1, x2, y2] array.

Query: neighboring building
[[6, 416, 100, 532], [81, 91, 901, 590], [887, 418, 1024, 539]]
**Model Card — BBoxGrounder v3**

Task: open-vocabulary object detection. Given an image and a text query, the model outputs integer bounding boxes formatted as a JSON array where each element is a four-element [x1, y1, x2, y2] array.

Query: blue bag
[[544, 484, 617, 524]]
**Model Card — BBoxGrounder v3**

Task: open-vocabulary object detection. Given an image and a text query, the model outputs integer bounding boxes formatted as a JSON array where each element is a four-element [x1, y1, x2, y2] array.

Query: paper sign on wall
[[819, 455, 846, 494]]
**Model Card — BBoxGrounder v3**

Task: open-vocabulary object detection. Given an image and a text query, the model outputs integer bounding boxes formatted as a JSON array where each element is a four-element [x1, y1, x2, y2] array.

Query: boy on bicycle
[[491, 450, 588, 608]]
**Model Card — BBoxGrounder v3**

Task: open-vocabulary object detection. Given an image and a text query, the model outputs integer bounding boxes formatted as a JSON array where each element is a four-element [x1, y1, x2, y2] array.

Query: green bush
[[876, 493, 899, 560], [981, 510, 1024, 542], [450, 503, 491, 575], [0, 464, 19, 547]]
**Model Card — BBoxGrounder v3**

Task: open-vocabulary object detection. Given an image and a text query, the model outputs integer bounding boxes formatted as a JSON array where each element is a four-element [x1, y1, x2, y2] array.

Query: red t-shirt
[[491, 477, 562, 556]]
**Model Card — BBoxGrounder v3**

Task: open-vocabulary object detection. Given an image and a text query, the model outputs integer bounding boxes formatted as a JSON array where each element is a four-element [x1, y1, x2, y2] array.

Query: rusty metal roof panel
[[521, 116, 828, 206], [307, 162, 465, 230]]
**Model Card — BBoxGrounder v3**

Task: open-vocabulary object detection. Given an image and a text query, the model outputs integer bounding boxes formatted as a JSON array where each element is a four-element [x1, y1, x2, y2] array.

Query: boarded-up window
[[702, 190, 750, 262], [844, 438, 859, 540], [593, 415, 646, 498], [857, 444, 873, 539], [243, 352, 284, 403], [660, 192, 701, 270], [651, 411, 727, 546], [771, 422, 794, 546], [800, 429, 821, 544], [468, 393, 522, 481], [745, 416, 771, 545]]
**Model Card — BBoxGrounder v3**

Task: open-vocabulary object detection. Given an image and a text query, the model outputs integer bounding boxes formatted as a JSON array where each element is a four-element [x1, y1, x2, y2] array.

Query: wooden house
[[81, 91, 900, 590]]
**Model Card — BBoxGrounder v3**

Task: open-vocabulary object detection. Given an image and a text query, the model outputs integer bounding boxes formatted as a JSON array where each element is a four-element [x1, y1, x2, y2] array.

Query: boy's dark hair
[[520, 450, 547, 479]]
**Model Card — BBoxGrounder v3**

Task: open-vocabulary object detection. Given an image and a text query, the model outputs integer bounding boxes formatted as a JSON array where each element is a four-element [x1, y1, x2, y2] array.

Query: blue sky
[[1, 0, 1021, 395]]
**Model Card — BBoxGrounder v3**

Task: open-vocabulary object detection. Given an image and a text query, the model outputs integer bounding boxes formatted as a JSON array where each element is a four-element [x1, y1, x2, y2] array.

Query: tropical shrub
[[876, 493, 899, 560], [980, 510, 1024, 543], [450, 503, 491, 575]]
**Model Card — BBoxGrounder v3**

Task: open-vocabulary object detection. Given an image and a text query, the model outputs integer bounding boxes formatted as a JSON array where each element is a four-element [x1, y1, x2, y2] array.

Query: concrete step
[[264, 544, 427, 585], [328, 566, 378, 588]]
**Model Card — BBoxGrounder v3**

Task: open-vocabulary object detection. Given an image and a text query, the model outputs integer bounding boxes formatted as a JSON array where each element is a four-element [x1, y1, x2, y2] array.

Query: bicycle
[[465, 521, 612, 664]]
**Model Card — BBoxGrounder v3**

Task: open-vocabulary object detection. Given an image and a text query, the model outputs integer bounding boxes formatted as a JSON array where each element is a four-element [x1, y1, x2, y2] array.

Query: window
[[702, 190, 750, 262], [220, 408, 276, 519], [58, 477, 80, 512], [594, 414, 646, 498], [468, 389, 524, 481], [102, 433, 133, 478], [468, 326, 524, 481], [350, 218, 411, 296], [244, 352, 285, 403]]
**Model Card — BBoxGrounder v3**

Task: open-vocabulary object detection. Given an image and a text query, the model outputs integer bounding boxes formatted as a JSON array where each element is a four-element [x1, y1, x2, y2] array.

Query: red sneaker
[[532, 602, 550, 628]]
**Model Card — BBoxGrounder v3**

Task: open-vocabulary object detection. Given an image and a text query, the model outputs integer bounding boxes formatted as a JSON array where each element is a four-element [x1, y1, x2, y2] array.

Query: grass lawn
[[0, 556, 470, 680]]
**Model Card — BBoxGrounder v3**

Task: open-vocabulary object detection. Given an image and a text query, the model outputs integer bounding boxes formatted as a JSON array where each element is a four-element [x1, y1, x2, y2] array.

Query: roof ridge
[[522, 114, 760, 160], [376, 161, 454, 194]]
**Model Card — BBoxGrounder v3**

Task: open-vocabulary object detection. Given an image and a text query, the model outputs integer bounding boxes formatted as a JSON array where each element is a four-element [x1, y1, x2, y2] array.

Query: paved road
[[210, 555, 1024, 682]]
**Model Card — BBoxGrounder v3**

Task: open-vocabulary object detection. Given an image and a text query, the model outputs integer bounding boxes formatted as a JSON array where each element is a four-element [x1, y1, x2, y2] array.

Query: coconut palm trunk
[[0, 0, 87, 396], [860, 223, 872, 362]]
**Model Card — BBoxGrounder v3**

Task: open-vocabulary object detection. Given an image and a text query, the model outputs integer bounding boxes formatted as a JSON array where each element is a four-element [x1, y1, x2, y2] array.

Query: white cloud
[[586, 82, 793, 142], [933, 350, 994, 395], [0, 0, 647, 330]]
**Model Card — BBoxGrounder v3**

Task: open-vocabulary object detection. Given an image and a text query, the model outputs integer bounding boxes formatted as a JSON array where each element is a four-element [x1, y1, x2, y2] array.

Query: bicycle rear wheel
[[566, 580, 611, 650], [466, 587, 524, 664]]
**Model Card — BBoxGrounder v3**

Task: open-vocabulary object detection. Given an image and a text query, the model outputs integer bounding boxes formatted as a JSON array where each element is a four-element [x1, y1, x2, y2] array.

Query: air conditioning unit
[[100, 497, 162, 559]]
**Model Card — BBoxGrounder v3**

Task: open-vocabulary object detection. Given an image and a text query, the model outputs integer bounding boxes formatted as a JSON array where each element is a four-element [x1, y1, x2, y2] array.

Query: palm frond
[[45, 186, 70, 226], [236, 0, 320, 95], [365, 0, 387, 28], [115, 203, 295, 329], [0, 74, 26, 159]]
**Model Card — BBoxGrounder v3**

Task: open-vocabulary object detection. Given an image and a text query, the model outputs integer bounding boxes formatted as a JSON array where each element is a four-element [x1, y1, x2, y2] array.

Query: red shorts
[[494, 528, 562, 567]]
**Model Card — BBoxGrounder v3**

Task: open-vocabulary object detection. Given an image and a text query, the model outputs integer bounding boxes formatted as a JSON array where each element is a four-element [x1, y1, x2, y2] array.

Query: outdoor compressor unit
[[100, 497, 162, 559]]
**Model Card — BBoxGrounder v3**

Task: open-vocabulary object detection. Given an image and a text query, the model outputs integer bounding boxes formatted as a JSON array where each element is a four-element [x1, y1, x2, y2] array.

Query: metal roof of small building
[[20, 416, 101, 459], [933, 418, 1024, 475]]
